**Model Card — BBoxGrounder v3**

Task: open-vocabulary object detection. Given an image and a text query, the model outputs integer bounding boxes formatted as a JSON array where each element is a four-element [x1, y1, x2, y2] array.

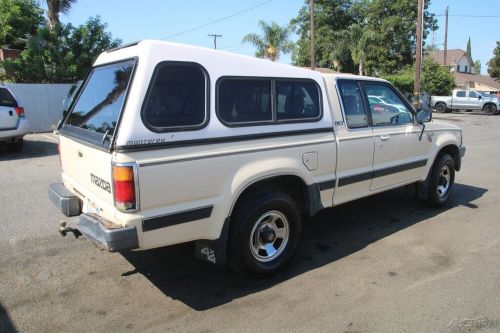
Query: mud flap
[[194, 217, 230, 267]]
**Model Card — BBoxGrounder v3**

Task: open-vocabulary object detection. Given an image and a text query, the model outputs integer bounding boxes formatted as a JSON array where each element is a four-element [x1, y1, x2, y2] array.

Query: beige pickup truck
[[49, 40, 465, 276]]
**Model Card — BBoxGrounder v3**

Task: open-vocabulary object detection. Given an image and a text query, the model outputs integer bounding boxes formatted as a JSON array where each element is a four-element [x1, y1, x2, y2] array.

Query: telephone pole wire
[[208, 34, 222, 49]]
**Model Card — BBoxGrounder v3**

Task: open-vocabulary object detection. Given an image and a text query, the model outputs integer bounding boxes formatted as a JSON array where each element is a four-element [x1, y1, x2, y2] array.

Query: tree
[[242, 20, 294, 61], [487, 41, 500, 80], [3, 16, 121, 83], [46, 0, 76, 29], [474, 60, 481, 74], [348, 24, 376, 75], [466, 36, 471, 58], [383, 59, 454, 98], [291, 0, 358, 71], [0, 0, 43, 48], [291, 0, 438, 75]]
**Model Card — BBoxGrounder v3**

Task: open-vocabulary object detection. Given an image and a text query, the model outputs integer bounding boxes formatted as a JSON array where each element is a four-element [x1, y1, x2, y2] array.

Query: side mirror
[[478, 95, 482, 99], [416, 109, 432, 123]]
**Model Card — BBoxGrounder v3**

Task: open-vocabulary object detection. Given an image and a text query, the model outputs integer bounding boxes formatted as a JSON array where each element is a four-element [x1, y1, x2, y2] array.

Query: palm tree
[[242, 21, 294, 62], [349, 24, 376, 76], [46, 0, 77, 29]]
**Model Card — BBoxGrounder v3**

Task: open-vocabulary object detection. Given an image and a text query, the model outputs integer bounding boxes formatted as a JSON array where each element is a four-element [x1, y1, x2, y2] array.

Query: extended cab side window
[[363, 83, 413, 126], [142, 62, 208, 131], [337, 80, 369, 128], [456, 91, 466, 97]]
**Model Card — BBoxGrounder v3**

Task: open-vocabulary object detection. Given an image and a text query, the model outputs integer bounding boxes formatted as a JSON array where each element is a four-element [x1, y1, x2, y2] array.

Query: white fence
[[5, 83, 73, 133]]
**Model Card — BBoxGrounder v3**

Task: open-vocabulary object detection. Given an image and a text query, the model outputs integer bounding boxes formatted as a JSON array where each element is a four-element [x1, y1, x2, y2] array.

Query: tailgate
[[60, 135, 116, 221], [0, 106, 19, 130]]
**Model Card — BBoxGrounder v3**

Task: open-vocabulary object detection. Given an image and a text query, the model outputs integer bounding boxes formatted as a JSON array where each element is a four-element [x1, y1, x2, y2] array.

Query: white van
[[49, 40, 465, 275]]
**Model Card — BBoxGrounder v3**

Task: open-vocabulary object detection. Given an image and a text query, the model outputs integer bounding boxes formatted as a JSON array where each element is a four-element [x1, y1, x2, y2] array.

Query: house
[[427, 49, 500, 94], [428, 49, 476, 74]]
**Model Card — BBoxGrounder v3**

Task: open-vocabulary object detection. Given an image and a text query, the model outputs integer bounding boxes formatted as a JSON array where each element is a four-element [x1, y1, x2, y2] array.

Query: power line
[[435, 14, 500, 17], [161, 0, 274, 40]]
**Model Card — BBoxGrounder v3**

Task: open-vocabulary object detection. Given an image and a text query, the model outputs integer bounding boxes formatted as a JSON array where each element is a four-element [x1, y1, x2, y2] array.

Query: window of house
[[465, 65, 468, 72], [337, 80, 369, 128], [275, 81, 320, 121], [142, 62, 208, 131], [457, 65, 460, 72]]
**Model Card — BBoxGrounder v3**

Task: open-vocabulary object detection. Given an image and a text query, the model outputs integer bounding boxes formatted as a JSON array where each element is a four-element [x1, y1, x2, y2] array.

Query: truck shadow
[[0, 302, 18, 333], [121, 183, 486, 311]]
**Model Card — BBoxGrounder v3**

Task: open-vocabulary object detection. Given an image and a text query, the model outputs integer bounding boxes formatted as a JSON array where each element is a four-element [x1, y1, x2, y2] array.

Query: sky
[[54, 0, 499, 75]]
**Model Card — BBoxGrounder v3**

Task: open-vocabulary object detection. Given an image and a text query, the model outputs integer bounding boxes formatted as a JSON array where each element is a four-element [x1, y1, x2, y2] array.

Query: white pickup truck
[[49, 40, 466, 276], [431, 89, 499, 114]]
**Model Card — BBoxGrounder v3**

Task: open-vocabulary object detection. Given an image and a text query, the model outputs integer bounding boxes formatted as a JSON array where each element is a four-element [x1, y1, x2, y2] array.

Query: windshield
[[64, 60, 135, 136]]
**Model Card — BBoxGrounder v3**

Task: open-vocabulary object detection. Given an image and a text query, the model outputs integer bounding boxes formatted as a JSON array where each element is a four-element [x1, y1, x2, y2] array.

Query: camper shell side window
[[141, 61, 210, 132]]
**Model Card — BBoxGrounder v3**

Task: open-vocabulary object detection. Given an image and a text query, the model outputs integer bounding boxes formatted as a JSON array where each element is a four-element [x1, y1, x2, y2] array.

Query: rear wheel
[[7, 139, 23, 152], [434, 102, 447, 113], [426, 154, 455, 207], [229, 190, 302, 276], [482, 104, 497, 115]]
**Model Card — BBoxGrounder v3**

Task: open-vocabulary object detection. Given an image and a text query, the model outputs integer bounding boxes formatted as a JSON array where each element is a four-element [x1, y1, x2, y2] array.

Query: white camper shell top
[[93, 40, 344, 149]]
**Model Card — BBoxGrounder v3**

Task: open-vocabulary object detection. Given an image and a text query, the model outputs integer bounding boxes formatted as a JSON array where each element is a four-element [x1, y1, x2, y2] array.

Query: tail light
[[112, 164, 137, 211], [15, 107, 25, 117]]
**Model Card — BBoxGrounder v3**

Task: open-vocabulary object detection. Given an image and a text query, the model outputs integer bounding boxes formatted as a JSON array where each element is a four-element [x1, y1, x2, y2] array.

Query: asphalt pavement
[[1, 112, 499, 332]]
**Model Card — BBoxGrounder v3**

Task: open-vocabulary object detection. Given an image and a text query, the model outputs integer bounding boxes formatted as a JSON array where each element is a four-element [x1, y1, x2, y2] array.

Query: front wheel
[[426, 154, 455, 207], [229, 190, 302, 276]]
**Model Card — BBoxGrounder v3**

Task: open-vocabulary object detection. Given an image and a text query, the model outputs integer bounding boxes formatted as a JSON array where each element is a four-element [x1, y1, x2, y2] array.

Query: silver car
[[0, 86, 28, 152]]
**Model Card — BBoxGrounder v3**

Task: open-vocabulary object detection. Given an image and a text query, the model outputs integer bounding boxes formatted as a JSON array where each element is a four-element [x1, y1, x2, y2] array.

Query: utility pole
[[310, 0, 315, 69], [444, 6, 448, 66], [208, 34, 222, 49], [413, 0, 424, 110]]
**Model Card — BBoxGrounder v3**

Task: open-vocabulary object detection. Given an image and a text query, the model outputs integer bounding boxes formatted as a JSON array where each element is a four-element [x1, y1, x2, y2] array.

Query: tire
[[434, 102, 447, 113], [229, 189, 302, 276], [7, 139, 23, 152], [426, 154, 455, 207], [482, 104, 497, 115]]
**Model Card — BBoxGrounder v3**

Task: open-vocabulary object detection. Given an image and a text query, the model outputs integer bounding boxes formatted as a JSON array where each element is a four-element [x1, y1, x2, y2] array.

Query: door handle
[[380, 135, 390, 141]]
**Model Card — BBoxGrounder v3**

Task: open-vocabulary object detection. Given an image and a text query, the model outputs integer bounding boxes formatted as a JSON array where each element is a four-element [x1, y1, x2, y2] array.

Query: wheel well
[[231, 175, 317, 219], [436, 144, 461, 171], [483, 102, 497, 109]]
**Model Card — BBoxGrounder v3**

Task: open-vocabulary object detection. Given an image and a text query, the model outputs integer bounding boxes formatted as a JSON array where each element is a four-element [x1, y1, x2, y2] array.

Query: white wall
[[5, 83, 73, 132]]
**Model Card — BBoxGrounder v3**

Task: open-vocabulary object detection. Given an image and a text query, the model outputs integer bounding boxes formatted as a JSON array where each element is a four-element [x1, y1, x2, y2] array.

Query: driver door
[[361, 82, 431, 191]]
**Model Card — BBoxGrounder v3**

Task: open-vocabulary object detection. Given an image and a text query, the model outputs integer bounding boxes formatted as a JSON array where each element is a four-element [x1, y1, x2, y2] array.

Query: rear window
[[275, 80, 320, 121], [64, 59, 135, 135], [0, 88, 18, 107]]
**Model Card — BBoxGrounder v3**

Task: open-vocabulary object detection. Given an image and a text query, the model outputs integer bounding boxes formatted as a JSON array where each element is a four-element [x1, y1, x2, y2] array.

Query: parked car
[[431, 89, 499, 115], [0, 86, 28, 152], [49, 40, 465, 276]]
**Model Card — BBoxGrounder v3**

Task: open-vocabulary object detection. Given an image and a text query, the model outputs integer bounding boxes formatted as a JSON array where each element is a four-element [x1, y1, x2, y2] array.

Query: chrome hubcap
[[250, 211, 289, 262], [437, 165, 451, 198]]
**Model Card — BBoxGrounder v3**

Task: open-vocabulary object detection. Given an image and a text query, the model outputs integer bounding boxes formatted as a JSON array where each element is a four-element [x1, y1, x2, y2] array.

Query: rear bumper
[[78, 214, 139, 252], [0, 118, 28, 141], [49, 182, 139, 252]]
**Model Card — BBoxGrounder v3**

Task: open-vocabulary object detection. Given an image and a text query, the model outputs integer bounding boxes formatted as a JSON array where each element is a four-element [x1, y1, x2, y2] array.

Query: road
[[1, 112, 499, 332]]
